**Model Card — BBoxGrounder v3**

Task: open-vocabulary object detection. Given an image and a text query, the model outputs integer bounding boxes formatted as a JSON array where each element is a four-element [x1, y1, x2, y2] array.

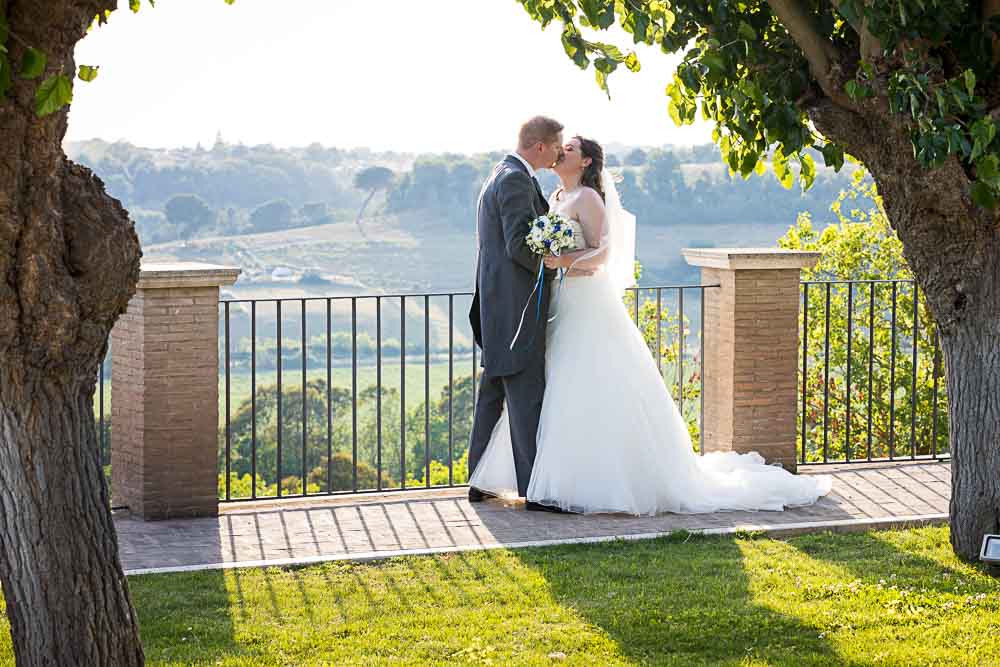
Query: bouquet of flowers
[[526, 212, 586, 257], [510, 213, 586, 350]]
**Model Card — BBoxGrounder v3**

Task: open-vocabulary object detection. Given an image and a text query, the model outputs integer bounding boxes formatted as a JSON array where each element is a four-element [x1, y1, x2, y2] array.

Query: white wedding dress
[[468, 171, 832, 515]]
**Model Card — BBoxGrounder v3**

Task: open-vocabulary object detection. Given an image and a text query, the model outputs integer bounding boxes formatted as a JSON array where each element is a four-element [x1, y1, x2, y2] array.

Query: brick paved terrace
[[116, 460, 950, 574], [105, 256, 954, 575]]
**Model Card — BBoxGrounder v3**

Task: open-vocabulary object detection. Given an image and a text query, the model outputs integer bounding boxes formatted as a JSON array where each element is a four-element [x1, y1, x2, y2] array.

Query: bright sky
[[67, 0, 713, 153]]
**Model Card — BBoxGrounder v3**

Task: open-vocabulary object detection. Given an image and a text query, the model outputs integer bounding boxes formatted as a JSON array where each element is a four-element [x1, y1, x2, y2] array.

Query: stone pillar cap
[[137, 262, 241, 289], [682, 248, 821, 270]]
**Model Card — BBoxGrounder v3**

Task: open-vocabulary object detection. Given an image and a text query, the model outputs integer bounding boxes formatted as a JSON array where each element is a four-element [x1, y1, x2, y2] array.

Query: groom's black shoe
[[468, 487, 497, 503], [525, 501, 565, 514]]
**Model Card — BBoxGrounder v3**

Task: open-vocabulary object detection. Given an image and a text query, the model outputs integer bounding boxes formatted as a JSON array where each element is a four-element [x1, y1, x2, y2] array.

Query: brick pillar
[[112, 263, 240, 519], [682, 249, 819, 472]]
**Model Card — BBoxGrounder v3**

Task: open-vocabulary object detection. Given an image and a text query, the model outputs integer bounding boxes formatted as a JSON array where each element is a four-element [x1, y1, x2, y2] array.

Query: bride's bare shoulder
[[578, 187, 606, 213]]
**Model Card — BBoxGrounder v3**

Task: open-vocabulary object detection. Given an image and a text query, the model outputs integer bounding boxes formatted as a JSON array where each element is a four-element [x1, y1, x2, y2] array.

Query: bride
[[468, 135, 832, 515]]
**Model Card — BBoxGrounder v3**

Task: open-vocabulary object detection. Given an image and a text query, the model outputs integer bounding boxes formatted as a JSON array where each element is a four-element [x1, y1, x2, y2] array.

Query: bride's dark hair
[[575, 135, 606, 202]]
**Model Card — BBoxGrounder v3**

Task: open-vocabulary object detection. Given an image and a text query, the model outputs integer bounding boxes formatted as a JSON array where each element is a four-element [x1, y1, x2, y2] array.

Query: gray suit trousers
[[467, 361, 545, 498]]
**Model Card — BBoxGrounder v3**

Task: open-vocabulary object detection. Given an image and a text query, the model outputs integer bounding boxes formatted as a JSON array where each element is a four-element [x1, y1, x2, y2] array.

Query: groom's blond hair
[[518, 116, 564, 150]]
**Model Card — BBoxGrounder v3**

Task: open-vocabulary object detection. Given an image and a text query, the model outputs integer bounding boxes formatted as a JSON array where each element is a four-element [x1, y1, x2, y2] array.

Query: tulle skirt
[[469, 272, 832, 515]]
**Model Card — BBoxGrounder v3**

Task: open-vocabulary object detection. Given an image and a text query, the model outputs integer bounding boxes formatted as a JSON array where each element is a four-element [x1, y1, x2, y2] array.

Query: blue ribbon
[[509, 258, 547, 351], [523, 259, 546, 349], [548, 266, 568, 324]]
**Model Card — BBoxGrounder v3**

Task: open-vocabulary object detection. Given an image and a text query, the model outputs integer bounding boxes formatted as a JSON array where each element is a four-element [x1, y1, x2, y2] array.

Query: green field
[[92, 360, 469, 422], [92, 356, 698, 423], [222, 359, 472, 414]]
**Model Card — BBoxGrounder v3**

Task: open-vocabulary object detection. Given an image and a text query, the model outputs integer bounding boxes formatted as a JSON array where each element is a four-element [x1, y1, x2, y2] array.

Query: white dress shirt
[[509, 151, 536, 180]]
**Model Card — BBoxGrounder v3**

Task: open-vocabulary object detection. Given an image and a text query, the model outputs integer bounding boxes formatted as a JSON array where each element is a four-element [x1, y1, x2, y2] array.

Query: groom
[[467, 116, 564, 512]]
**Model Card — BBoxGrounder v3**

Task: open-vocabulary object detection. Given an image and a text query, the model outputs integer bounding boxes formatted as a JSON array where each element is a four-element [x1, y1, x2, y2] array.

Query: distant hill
[[67, 138, 859, 289]]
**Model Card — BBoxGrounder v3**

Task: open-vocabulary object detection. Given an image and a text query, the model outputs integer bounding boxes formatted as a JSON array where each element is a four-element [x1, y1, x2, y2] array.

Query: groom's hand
[[544, 255, 595, 275]]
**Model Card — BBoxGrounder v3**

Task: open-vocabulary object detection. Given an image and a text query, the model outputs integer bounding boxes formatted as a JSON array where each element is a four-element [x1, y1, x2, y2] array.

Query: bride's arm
[[546, 191, 609, 271]]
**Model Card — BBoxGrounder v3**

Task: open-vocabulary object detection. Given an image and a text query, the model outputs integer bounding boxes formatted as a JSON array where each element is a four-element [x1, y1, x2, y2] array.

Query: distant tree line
[[70, 139, 855, 248]]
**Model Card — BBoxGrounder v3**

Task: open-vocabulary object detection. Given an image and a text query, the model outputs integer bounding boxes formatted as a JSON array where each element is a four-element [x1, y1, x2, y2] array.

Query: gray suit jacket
[[469, 155, 555, 377]]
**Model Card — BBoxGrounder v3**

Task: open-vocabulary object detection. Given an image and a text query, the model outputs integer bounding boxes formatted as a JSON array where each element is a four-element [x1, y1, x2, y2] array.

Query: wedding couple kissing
[[467, 116, 832, 515]]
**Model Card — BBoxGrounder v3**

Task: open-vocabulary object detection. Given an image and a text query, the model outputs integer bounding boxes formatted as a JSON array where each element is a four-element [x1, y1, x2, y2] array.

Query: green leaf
[[20, 47, 46, 80], [737, 151, 756, 179], [934, 89, 947, 117], [835, 0, 860, 25], [701, 50, 725, 75], [820, 143, 845, 171], [964, 69, 976, 97], [668, 100, 682, 126], [970, 119, 995, 161], [579, 0, 614, 30], [660, 8, 676, 32], [772, 147, 795, 189], [595, 68, 610, 98], [624, 52, 640, 73], [624, 11, 649, 43], [561, 26, 590, 69], [78, 64, 99, 82], [799, 153, 816, 190], [591, 41, 625, 62], [970, 180, 997, 208], [129, 0, 140, 11], [594, 57, 617, 74], [738, 21, 756, 41], [976, 154, 1000, 187], [35, 73, 72, 117]]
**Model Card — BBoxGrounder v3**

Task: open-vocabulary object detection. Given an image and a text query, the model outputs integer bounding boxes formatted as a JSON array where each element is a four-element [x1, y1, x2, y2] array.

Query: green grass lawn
[[2, 526, 998, 665]]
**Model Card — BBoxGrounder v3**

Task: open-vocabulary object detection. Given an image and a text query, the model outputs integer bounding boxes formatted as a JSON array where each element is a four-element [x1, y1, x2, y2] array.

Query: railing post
[[111, 262, 240, 519], [683, 248, 819, 472]]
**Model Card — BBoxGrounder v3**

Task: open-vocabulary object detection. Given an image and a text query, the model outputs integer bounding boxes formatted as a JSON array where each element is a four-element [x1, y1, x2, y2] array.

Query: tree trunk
[[354, 189, 375, 240], [942, 309, 1000, 559], [874, 160, 1000, 562], [810, 100, 1000, 560], [1, 1, 145, 663], [0, 371, 144, 666]]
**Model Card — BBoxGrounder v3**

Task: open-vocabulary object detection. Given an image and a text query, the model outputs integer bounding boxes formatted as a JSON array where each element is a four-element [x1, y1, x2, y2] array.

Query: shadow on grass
[[512, 532, 848, 667], [128, 569, 243, 665]]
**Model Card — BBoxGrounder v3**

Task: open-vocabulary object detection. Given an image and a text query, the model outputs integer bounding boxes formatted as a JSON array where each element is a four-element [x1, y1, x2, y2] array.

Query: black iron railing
[[93, 277, 953, 504], [217, 285, 713, 502], [799, 279, 949, 465]]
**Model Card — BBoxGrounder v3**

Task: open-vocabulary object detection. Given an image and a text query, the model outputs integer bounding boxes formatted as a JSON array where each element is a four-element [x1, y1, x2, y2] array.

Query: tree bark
[[1, 1, 145, 663], [810, 99, 1000, 561], [942, 315, 1000, 558], [0, 370, 144, 666]]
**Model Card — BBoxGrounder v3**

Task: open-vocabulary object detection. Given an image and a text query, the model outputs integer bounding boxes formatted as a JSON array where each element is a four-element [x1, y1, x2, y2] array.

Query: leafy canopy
[[516, 1, 1000, 204], [0, 0, 235, 117], [353, 166, 396, 191]]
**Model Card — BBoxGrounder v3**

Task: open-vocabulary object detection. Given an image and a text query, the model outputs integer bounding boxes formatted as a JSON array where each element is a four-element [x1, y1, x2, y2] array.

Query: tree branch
[[830, 0, 881, 61], [766, 0, 853, 107]]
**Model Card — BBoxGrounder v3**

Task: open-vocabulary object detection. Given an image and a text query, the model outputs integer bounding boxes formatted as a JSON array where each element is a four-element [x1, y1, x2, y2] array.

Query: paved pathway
[[115, 461, 951, 575]]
